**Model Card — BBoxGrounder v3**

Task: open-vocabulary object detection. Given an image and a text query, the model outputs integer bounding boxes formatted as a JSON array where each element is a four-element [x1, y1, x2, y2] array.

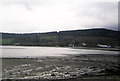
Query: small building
[[69, 44, 74, 47], [14, 43, 20, 46], [97, 44, 111, 48], [82, 43, 86, 46]]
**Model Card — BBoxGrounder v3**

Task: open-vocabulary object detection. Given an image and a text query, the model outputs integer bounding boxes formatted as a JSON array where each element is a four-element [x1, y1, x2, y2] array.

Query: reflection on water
[[1, 46, 118, 58]]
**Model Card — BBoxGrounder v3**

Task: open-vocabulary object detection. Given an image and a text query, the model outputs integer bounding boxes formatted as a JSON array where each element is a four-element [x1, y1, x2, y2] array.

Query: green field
[[1, 39, 14, 45]]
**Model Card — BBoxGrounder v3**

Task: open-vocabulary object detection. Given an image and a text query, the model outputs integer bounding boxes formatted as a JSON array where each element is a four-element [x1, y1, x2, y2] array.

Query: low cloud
[[0, 0, 118, 33]]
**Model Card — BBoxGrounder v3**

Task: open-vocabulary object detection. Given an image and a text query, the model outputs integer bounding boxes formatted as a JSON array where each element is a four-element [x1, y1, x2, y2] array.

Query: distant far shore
[[1, 28, 120, 48]]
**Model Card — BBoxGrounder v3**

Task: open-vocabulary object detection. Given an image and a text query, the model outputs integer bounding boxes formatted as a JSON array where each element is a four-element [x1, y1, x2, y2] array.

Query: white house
[[97, 44, 111, 48], [82, 43, 86, 46]]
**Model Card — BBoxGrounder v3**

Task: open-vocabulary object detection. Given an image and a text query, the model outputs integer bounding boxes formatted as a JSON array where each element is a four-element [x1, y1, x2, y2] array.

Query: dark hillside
[[1, 28, 120, 47], [59, 28, 119, 38]]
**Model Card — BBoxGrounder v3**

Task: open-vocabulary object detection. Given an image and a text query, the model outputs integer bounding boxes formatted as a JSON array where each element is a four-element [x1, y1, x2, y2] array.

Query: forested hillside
[[1, 28, 120, 47]]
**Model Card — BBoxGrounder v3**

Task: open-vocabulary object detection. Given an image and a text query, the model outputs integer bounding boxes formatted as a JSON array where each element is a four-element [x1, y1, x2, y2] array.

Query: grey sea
[[1, 46, 118, 58]]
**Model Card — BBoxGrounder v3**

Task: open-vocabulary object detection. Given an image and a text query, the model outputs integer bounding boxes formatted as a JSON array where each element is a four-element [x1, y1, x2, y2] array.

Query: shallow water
[[1, 46, 118, 58]]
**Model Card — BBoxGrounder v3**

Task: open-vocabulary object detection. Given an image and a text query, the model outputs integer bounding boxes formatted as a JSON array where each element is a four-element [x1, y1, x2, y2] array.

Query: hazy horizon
[[0, 0, 119, 33], [1, 28, 119, 34]]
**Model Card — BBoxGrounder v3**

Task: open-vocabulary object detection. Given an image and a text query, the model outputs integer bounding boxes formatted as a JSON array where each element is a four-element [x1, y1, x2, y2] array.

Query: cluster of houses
[[14, 42, 112, 48], [69, 43, 112, 48], [97, 44, 111, 48]]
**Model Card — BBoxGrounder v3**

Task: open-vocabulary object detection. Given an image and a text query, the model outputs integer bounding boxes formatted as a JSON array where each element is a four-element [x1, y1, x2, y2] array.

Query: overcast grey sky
[[0, 0, 119, 33]]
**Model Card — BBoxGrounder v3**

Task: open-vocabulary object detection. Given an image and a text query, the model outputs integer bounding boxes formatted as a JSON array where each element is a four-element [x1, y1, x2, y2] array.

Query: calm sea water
[[1, 46, 118, 58]]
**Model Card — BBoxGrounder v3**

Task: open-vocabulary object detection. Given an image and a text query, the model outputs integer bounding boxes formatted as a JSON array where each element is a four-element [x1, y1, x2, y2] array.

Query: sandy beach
[[2, 53, 120, 81]]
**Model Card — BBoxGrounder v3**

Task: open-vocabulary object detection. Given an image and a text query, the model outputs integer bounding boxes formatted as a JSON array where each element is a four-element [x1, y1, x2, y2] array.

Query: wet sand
[[2, 54, 120, 81]]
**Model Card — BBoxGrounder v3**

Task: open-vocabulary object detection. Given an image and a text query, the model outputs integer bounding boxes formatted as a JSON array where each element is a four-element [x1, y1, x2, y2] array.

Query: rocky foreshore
[[2, 54, 120, 80]]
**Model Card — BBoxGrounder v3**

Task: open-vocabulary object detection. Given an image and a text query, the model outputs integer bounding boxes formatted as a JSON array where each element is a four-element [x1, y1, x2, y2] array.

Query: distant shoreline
[[1, 45, 120, 51], [72, 47, 120, 51]]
